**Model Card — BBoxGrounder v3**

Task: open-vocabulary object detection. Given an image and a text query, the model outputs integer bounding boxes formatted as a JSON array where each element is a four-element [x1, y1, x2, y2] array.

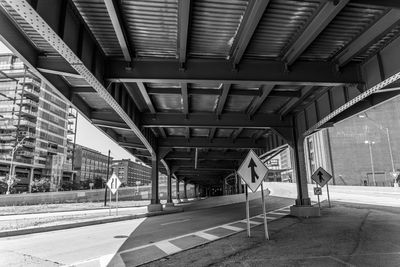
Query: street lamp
[[358, 113, 395, 173], [6, 136, 27, 194], [364, 140, 376, 186]]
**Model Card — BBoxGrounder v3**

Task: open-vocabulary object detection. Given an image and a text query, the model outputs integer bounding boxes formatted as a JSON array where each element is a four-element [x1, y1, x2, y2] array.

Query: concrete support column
[[222, 180, 226, 196], [165, 172, 174, 207], [289, 120, 320, 217], [182, 179, 188, 201], [176, 179, 181, 203], [28, 167, 34, 193], [236, 170, 242, 194], [148, 153, 162, 212]]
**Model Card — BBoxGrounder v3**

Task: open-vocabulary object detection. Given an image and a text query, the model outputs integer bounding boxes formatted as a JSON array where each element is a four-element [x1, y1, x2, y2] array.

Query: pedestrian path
[[68, 206, 291, 267]]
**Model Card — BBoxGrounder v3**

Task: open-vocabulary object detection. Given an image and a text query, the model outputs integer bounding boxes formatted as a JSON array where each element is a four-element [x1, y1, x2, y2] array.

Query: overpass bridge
[[1, 0, 400, 215]]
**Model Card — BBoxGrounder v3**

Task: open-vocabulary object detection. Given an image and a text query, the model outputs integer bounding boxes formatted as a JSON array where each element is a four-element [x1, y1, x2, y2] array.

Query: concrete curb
[[0, 207, 183, 238]]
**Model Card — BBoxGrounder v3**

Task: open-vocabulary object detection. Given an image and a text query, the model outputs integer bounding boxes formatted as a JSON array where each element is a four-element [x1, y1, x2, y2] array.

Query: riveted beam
[[92, 118, 130, 131], [106, 59, 363, 86], [283, 0, 349, 65], [231, 0, 270, 67], [137, 82, 156, 113], [165, 151, 246, 161], [141, 113, 291, 128], [181, 83, 189, 114]]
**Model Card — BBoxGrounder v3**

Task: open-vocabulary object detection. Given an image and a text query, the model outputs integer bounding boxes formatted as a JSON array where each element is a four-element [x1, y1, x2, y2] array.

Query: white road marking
[[221, 225, 243, 232], [241, 220, 261, 225], [155, 241, 182, 255], [161, 219, 191, 226], [195, 232, 219, 241]]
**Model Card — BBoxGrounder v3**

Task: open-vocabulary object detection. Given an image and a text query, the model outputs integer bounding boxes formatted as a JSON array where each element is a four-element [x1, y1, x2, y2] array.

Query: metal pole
[[317, 184, 321, 209], [386, 128, 395, 173], [261, 183, 269, 240], [326, 182, 331, 208], [104, 150, 111, 206], [245, 185, 250, 237], [6, 149, 15, 195], [368, 142, 376, 186], [116, 190, 118, 216], [109, 190, 112, 216]]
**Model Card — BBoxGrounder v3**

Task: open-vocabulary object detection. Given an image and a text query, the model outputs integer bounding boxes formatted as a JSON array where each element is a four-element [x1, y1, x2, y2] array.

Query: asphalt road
[[0, 196, 293, 266]]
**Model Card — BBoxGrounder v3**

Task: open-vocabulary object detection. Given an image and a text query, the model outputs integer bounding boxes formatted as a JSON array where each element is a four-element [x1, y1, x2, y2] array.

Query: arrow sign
[[248, 158, 259, 183], [107, 173, 121, 194], [311, 167, 332, 187], [237, 150, 268, 192], [318, 171, 324, 183]]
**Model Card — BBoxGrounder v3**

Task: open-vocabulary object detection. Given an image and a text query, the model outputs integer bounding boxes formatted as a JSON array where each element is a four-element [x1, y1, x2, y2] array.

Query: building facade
[[73, 144, 111, 185], [112, 159, 151, 187], [303, 95, 400, 186], [0, 54, 76, 192]]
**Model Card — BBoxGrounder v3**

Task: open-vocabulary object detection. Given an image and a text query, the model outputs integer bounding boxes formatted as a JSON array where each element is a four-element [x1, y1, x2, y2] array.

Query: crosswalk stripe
[[195, 232, 219, 241], [155, 241, 182, 255], [221, 225, 243, 232]]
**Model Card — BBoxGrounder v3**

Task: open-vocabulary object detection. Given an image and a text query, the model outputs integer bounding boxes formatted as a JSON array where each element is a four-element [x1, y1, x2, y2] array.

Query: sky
[[0, 40, 135, 160]]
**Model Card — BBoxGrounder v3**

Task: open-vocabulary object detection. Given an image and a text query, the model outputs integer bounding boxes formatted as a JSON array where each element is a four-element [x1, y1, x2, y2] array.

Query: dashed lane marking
[[161, 218, 191, 226], [195, 231, 219, 241], [220, 225, 244, 232]]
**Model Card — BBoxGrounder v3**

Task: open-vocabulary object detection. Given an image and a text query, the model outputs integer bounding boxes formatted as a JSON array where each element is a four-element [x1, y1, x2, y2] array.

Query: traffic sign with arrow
[[237, 150, 269, 192], [311, 167, 332, 187]]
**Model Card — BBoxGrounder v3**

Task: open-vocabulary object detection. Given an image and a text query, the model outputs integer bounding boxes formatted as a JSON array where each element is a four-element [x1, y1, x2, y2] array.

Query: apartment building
[[0, 54, 76, 192]]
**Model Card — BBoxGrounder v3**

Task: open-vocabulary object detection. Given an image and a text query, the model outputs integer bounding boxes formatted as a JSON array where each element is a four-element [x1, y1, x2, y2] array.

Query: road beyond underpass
[[0, 195, 293, 266]]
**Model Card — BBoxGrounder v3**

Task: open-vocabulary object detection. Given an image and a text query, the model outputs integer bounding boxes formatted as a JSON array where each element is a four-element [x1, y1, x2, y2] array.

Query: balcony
[[19, 131, 36, 139], [22, 140, 35, 148], [18, 98, 39, 108], [47, 147, 59, 154], [23, 78, 41, 88], [0, 144, 13, 150], [20, 87, 40, 98], [0, 134, 16, 141], [0, 123, 16, 130], [17, 119, 36, 128], [20, 108, 38, 118], [16, 150, 35, 158]]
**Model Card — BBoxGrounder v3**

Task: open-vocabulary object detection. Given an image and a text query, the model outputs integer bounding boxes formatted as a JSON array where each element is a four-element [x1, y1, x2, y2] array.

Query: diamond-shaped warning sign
[[237, 150, 269, 192]]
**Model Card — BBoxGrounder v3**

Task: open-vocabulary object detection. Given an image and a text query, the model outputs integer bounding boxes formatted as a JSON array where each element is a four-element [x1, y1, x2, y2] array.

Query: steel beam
[[280, 86, 315, 117], [178, 0, 191, 68], [165, 151, 246, 161], [37, 57, 81, 78], [181, 83, 189, 114], [230, 0, 270, 67], [283, 0, 349, 65], [141, 113, 291, 128], [216, 84, 230, 116], [104, 0, 132, 62], [352, 0, 400, 8], [106, 59, 363, 86], [335, 9, 400, 67], [137, 82, 156, 113], [158, 137, 267, 149], [170, 160, 236, 169], [2, 0, 156, 156], [247, 85, 274, 116], [92, 118, 130, 131]]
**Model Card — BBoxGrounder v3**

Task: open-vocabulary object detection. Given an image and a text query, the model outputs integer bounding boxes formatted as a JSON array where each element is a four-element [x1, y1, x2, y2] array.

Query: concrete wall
[[0, 187, 151, 206]]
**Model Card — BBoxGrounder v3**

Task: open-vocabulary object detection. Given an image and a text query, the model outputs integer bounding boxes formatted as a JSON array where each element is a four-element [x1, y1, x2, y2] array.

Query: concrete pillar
[[289, 123, 320, 217], [182, 179, 188, 201], [28, 167, 34, 193], [175, 179, 181, 203], [235, 170, 242, 194], [222, 179, 226, 196], [148, 153, 162, 212], [165, 172, 174, 207]]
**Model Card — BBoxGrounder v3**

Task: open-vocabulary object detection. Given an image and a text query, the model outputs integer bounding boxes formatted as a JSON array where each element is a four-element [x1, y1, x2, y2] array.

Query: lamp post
[[365, 140, 376, 186], [358, 113, 395, 173], [6, 136, 26, 195]]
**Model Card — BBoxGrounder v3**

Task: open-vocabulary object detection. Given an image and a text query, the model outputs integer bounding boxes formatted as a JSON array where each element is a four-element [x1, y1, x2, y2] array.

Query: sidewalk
[[145, 201, 400, 267]]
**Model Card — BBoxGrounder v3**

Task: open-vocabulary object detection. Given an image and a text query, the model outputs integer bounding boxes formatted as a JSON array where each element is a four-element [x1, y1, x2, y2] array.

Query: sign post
[[261, 182, 269, 240], [237, 150, 269, 239], [107, 172, 122, 216], [245, 185, 250, 237], [312, 167, 333, 208]]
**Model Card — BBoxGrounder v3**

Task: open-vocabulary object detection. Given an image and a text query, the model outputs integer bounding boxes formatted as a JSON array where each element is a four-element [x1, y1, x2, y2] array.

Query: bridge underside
[[1, 0, 400, 211]]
